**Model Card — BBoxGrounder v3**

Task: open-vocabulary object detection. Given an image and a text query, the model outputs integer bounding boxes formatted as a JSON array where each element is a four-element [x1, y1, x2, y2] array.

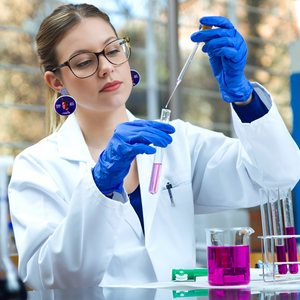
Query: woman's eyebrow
[[68, 36, 117, 58]]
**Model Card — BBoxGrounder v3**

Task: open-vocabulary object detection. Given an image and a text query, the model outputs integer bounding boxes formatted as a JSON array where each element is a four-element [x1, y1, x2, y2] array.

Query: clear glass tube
[[270, 188, 287, 274], [149, 109, 171, 194], [282, 187, 298, 274], [260, 188, 274, 274]]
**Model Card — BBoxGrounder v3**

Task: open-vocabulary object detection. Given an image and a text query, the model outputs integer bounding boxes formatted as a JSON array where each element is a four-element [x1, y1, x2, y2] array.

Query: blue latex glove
[[92, 120, 175, 195], [191, 16, 253, 103]]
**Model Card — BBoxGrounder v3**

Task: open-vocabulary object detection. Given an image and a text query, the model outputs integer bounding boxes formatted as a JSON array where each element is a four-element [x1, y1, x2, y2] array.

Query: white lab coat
[[8, 83, 300, 290]]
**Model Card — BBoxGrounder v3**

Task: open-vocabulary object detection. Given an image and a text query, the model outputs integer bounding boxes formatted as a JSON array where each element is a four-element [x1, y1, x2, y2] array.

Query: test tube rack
[[258, 234, 300, 283]]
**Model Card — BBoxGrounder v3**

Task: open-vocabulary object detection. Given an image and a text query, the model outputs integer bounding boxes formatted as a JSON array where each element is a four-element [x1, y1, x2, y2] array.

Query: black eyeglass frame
[[51, 37, 131, 79]]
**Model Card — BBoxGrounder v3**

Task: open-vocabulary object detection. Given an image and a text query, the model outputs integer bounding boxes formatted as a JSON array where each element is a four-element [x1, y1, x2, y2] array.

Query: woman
[[8, 3, 300, 290]]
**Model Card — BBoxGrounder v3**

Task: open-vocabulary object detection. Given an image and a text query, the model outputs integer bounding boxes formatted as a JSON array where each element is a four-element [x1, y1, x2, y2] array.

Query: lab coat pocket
[[151, 181, 195, 254], [156, 181, 194, 226], [161, 181, 192, 206]]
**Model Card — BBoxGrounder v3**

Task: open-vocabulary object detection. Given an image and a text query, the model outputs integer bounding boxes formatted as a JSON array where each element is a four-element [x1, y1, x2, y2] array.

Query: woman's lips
[[100, 81, 122, 92]]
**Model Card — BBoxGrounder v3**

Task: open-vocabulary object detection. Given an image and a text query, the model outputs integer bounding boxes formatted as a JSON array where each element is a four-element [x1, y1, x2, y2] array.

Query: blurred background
[[0, 0, 300, 265]]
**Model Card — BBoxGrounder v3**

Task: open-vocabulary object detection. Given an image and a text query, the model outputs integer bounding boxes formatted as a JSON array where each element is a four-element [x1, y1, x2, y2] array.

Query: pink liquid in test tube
[[286, 226, 299, 274], [148, 108, 171, 195], [149, 163, 162, 195], [276, 244, 288, 274]]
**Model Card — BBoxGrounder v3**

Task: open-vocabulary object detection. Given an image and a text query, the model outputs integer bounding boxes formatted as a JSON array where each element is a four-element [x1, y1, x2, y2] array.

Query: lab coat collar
[[57, 110, 136, 164], [57, 114, 94, 164]]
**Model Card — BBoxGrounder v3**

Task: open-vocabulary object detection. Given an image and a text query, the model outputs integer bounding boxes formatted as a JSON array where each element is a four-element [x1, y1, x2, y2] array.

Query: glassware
[[259, 188, 274, 275], [149, 109, 171, 194], [149, 26, 213, 195], [282, 187, 298, 274], [205, 227, 254, 286], [269, 188, 287, 274], [164, 25, 212, 109], [0, 157, 27, 300]]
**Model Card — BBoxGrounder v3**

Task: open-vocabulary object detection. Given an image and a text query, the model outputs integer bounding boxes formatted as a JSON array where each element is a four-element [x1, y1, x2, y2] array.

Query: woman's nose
[[97, 55, 114, 77]]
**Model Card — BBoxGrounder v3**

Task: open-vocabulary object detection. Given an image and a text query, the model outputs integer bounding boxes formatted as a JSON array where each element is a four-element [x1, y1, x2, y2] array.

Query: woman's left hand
[[191, 16, 253, 103]]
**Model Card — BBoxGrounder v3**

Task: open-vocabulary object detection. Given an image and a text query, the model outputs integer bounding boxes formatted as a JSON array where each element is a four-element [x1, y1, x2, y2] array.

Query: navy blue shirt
[[129, 185, 144, 233], [232, 90, 268, 123]]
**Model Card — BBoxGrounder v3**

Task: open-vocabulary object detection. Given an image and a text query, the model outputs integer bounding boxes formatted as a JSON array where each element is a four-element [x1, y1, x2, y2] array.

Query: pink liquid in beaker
[[149, 163, 162, 194], [286, 226, 299, 274], [207, 245, 250, 286], [209, 289, 251, 300]]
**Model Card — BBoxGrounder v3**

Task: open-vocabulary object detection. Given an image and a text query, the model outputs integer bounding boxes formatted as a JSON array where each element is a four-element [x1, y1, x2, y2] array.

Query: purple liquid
[[209, 289, 251, 300], [291, 293, 300, 300], [149, 163, 162, 194], [286, 226, 299, 274], [279, 293, 289, 300], [276, 244, 288, 274], [207, 245, 250, 286]]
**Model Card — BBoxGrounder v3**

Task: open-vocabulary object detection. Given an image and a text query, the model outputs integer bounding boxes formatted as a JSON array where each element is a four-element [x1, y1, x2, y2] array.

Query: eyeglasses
[[51, 37, 131, 79]]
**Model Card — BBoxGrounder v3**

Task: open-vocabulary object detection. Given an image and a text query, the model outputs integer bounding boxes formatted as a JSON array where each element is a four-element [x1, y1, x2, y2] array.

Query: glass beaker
[[205, 227, 254, 286]]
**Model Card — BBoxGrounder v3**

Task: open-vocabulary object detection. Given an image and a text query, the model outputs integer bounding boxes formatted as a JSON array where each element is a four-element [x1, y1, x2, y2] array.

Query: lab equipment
[[0, 157, 27, 299], [269, 189, 287, 274], [205, 227, 254, 286], [165, 24, 212, 110], [149, 109, 171, 194], [171, 268, 208, 281], [172, 289, 208, 298], [191, 16, 253, 102], [149, 25, 212, 195], [282, 187, 299, 274], [259, 187, 300, 282], [259, 188, 274, 275], [92, 120, 174, 194], [164, 43, 197, 109]]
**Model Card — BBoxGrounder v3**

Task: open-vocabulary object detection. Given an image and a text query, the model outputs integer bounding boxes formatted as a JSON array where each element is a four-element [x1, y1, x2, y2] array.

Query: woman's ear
[[44, 71, 64, 93]]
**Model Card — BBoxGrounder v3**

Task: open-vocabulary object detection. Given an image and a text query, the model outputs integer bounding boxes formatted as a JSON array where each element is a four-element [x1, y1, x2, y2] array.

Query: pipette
[[149, 25, 212, 195], [165, 24, 212, 109]]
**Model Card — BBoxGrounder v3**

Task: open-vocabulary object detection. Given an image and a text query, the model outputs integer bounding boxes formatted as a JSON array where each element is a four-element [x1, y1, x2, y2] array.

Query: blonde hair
[[35, 3, 117, 135]]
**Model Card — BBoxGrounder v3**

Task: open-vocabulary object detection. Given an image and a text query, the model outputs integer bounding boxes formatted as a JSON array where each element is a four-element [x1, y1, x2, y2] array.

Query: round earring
[[131, 69, 140, 87], [54, 88, 77, 116]]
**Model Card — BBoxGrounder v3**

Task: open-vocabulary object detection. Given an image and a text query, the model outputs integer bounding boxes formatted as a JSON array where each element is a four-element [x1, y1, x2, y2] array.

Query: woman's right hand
[[92, 120, 175, 195]]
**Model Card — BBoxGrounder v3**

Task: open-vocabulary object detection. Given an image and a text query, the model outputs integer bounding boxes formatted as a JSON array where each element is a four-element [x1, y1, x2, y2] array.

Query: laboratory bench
[[9, 253, 300, 297], [26, 283, 300, 300], [24, 268, 300, 299]]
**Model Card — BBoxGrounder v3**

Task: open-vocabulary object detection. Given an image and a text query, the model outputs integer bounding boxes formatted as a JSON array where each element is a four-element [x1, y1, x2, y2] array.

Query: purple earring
[[130, 68, 140, 87], [54, 88, 77, 116]]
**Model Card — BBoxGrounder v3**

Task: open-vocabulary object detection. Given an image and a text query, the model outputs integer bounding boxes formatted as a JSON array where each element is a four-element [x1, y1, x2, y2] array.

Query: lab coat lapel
[[126, 109, 162, 239], [124, 204, 145, 241], [136, 153, 160, 239], [57, 114, 94, 164]]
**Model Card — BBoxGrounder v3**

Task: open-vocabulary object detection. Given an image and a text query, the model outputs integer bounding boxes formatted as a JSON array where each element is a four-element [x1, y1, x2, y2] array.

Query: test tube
[[149, 109, 171, 195], [260, 188, 274, 275], [270, 188, 287, 274], [282, 187, 298, 274]]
